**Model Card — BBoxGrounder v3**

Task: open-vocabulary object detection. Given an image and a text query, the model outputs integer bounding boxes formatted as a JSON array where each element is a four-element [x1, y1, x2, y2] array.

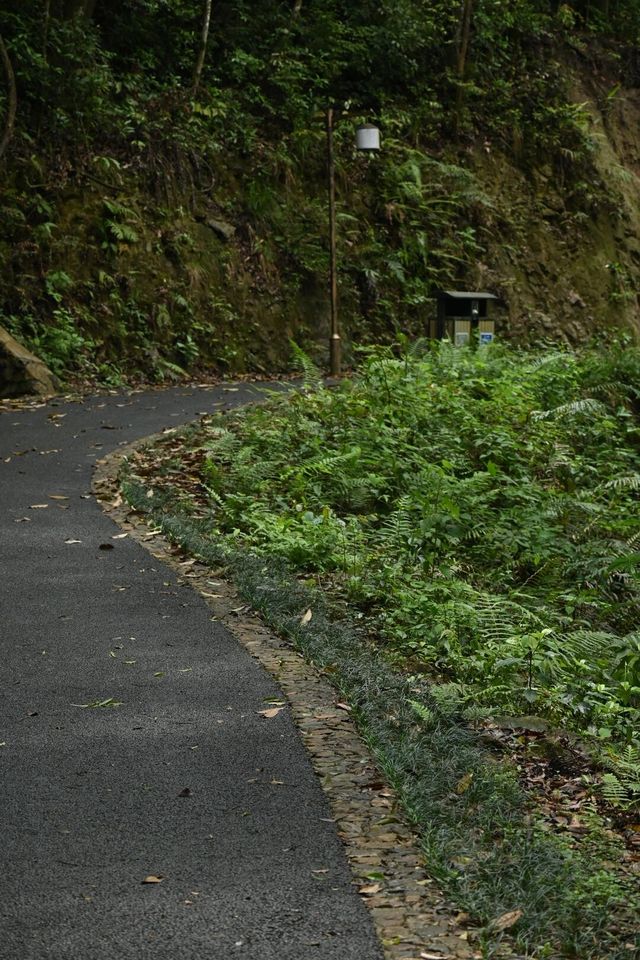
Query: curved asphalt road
[[0, 385, 383, 960]]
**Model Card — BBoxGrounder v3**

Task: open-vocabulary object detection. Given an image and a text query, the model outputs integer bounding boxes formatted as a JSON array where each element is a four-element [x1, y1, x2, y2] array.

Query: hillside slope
[[1, 3, 640, 384]]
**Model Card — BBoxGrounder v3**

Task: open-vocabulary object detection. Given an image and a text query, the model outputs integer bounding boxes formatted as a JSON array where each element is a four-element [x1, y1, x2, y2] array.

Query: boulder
[[203, 218, 236, 242], [0, 326, 59, 398]]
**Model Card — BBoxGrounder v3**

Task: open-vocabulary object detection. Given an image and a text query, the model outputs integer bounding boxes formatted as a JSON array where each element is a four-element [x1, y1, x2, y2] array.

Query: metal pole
[[326, 107, 340, 376]]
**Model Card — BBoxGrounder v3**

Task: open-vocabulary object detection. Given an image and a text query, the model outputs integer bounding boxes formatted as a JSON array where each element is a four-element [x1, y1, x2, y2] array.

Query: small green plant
[[99, 199, 139, 253]]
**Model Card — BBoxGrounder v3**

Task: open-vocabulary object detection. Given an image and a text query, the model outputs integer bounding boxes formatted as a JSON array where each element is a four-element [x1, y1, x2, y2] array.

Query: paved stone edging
[[94, 438, 501, 960]]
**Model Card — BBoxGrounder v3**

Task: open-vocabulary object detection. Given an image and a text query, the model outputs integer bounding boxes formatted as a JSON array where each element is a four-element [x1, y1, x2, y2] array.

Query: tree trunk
[[454, 0, 474, 133], [43, 0, 51, 58], [0, 34, 17, 161], [456, 0, 474, 85], [192, 0, 212, 95]]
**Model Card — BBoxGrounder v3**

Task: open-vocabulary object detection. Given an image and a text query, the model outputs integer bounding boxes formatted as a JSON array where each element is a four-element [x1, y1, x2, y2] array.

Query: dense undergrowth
[[121, 340, 640, 957], [202, 342, 640, 802]]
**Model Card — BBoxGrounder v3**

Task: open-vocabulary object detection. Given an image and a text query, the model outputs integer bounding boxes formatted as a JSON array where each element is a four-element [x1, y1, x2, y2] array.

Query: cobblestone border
[[94, 438, 513, 960]]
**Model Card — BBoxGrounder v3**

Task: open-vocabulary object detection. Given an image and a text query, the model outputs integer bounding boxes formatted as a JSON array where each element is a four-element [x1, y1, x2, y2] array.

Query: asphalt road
[[0, 385, 383, 960]]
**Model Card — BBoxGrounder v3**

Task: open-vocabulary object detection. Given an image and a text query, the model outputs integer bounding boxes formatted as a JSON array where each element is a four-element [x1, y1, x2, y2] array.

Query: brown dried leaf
[[142, 875, 164, 884], [359, 883, 381, 896], [258, 707, 285, 719], [490, 908, 523, 931], [300, 608, 312, 626]]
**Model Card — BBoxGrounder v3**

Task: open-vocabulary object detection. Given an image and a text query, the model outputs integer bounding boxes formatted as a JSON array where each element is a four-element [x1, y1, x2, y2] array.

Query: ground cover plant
[[203, 343, 640, 787], [122, 340, 640, 957]]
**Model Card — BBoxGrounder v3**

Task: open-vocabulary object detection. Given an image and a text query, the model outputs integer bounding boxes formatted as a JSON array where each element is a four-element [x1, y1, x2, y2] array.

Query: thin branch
[[43, 0, 51, 59], [0, 34, 17, 161], [453, 0, 474, 134], [456, 0, 474, 83], [192, 0, 212, 96]]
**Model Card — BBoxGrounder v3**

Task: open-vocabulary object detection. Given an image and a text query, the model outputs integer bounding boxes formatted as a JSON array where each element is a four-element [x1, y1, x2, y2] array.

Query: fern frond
[[552, 630, 616, 667], [531, 398, 606, 422], [603, 474, 640, 492], [290, 341, 323, 390], [601, 773, 629, 805]]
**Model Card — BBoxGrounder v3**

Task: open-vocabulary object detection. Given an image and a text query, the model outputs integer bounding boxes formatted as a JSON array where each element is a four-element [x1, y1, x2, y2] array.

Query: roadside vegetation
[[123, 340, 640, 957]]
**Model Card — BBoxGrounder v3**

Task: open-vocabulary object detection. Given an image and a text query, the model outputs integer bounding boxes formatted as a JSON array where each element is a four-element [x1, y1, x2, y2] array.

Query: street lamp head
[[355, 123, 380, 151]]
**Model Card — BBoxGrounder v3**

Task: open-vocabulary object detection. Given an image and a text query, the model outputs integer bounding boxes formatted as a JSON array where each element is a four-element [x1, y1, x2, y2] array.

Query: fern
[[103, 198, 137, 219], [107, 220, 139, 243], [602, 744, 640, 809], [547, 630, 617, 677], [290, 341, 323, 391], [531, 397, 606, 421], [604, 474, 640, 492]]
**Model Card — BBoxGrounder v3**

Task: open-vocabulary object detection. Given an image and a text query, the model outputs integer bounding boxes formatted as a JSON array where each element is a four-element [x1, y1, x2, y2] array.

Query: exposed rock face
[[0, 326, 59, 398]]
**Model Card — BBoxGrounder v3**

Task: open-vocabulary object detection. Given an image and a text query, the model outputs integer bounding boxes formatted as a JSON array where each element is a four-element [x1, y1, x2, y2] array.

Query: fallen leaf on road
[[336, 702, 351, 712], [99, 543, 114, 550], [49, 495, 69, 501], [30, 504, 48, 509], [177, 787, 192, 797], [359, 883, 381, 895], [258, 707, 285, 719], [142, 875, 164, 884], [65, 539, 82, 544], [112, 533, 128, 540]]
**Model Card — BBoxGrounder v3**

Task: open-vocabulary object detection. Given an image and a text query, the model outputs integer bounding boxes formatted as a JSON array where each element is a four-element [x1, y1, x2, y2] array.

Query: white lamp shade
[[355, 124, 380, 151]]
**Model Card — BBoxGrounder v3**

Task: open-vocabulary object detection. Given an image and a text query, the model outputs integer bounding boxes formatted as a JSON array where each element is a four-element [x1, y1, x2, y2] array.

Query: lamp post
[[326, 110, 380, 376]]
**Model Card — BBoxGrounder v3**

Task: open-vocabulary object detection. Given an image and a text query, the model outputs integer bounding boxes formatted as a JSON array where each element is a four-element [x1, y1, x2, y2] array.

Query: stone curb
[[94, 438, 519, 960]]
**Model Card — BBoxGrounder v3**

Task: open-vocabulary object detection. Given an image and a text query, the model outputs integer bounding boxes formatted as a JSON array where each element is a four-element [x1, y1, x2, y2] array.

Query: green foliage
[[123, 422, 640, 957], [203, 342, 640, 805], [1, 0, 639, 382]]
